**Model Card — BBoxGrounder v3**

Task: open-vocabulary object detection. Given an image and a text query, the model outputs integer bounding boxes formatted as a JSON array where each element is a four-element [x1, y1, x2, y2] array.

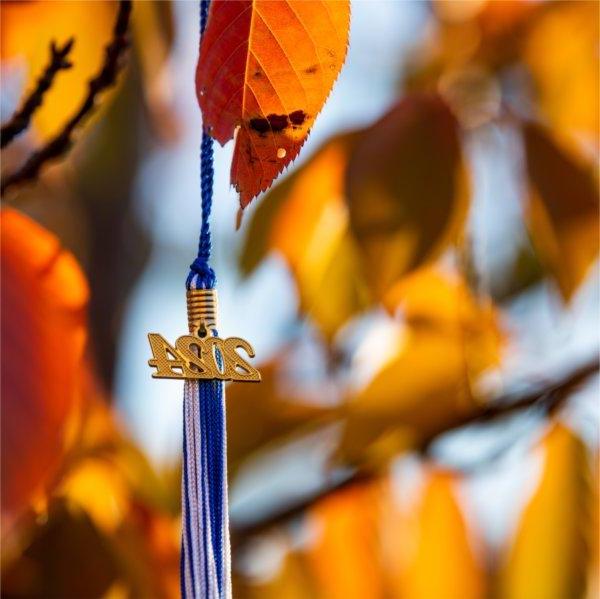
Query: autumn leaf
[[240, 133, 358, 276], [346, 94, 469, 299], [393, 470, 486, 599], [523, 0, 599, 144], [235, 542, 317, 599], [196, 0, 350, 207], [59, 458, 129, 534], [240, 133, 370, 340], [523, 122, 599, 300], [1, 0, 117, 138], [226, 360, 333, 477], [307, 482, 384, 599], [500, 423, 594, 599], [1, 208, 89, 534], [337, 267, 502, 467]]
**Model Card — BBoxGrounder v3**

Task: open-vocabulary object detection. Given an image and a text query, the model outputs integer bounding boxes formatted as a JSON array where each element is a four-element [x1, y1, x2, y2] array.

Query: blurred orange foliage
[[501, 424, 594, 599], [395, 470, 486, 599], [1, 208, 88, 533]]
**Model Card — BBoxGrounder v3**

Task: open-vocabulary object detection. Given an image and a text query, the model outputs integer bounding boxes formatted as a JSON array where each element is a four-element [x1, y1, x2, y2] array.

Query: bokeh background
[[1, 1, 598, 597]]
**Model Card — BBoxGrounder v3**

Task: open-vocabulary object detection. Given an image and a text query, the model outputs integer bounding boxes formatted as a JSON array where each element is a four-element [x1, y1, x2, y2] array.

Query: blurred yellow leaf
[[270, 133, 370, 339], [59, 459, 129, 534], [235, 545, 316, 599], [307, 482, 385, 599], [1, 208, 89, 534], [1, 0, 117, 138], [395, 470, 486, 599], [338, 268, 502, 467], [241, 133, 370, 340], [501, 423, 594, 599], [523, 122, 599, 300], [240, 168, 296, 278], [227, 360, 333, 477], [346, 94, 469, 299], [524, 0, 599, 144], [63, 381, 179, 515]]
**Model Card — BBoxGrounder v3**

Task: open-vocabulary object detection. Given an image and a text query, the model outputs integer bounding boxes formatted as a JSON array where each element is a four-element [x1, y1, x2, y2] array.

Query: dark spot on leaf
[[266, 113, 288, 132], [304, 64, 319, 74], [253, 70, 262, 79], [249, 118, 271, 134], [249, 112, 307, 135], [289, 110, 307, 126], [249, 114, 290, 134]]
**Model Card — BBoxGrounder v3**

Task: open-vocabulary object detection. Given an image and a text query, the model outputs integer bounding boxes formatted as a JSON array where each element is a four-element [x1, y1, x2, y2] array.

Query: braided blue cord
[[187, 0, 215, 290], [187, 134, 216, 289]]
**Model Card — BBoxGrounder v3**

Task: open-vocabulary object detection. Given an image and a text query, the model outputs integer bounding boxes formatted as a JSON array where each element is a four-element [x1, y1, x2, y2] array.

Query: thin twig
[[1, 39, 74, 149], [1, 0, 132, 196], [445, 350, 593, 444], [231, 356, 599, 543], [419, 357, 600, 450]]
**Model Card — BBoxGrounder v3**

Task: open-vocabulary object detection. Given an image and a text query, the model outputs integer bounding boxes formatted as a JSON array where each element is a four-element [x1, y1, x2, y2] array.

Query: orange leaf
[[235, 543, 316, 599], [346, 94, 469, 299], [397, 470, 486, 599], [240, 132, 370, 340], [268, 132, 369, 339], [1, 208, 89, 532], [307, 483, 385, 599], [523, 122, 599, 300], [523, 0, 599, 144], [500, 423, 594, 599], [196, 0, 350, 207]]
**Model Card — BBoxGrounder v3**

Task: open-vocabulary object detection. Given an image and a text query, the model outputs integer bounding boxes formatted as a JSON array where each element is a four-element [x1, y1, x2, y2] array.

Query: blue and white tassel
[[180, 2, 230, 595]]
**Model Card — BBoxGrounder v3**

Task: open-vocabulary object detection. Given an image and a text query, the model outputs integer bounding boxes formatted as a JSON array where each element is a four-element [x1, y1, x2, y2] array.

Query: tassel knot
[[188, 257, 216, 289]]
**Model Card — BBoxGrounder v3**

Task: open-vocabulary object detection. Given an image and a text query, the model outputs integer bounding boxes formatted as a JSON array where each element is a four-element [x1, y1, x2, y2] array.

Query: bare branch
[[1, 39, 74, 149], [419, 357, 600, 450], [1, 0, 132, 196], [231, 356, 599, 543]]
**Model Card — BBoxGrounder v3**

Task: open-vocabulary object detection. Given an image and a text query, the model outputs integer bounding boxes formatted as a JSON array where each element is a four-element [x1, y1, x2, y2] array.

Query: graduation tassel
[[147, 2, 260, 597]]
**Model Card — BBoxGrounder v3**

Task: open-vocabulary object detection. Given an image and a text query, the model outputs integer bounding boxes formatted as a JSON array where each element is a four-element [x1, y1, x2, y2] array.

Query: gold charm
[[147, 289, 261, 382]]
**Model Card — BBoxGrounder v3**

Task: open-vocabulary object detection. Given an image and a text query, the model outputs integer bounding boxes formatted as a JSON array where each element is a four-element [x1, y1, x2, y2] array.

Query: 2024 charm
[[147, 289, 261, 383]]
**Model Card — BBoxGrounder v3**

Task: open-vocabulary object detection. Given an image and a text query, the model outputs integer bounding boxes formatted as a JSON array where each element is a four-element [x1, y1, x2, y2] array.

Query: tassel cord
[[181, 1, 230, 598]]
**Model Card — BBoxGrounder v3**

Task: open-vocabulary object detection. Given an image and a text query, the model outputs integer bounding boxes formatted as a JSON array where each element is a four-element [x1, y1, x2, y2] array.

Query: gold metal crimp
[[187, 288, 218, 335]]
